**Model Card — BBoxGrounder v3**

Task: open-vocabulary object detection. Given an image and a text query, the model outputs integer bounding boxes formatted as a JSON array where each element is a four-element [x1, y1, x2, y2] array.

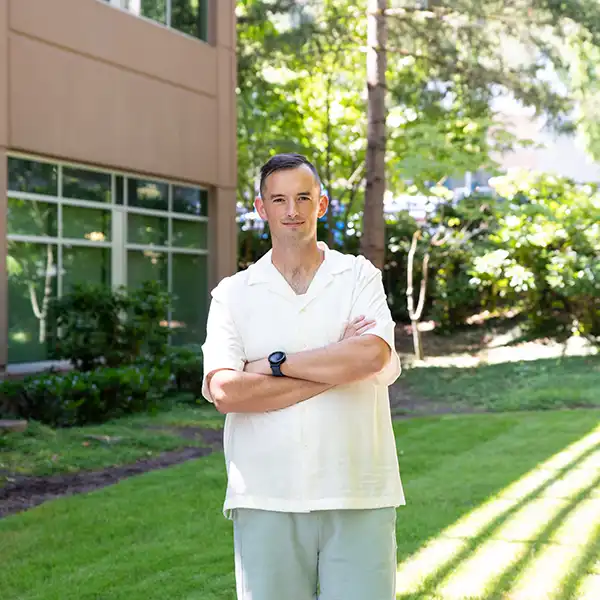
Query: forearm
[[281, 336, 389, 385], [208, 370, 332, 414]]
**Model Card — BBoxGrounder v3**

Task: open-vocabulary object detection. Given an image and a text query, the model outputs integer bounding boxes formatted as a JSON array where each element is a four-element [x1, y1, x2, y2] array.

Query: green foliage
[[0, 365, 172, 428], [471, 171, 600, 342], [383, 212, 420, 321], [144, 345, 205, 399], [50, 281, 171, 371]]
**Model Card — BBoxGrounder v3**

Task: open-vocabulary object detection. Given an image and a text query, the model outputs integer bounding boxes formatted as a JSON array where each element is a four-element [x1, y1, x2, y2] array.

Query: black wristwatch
[[268, 351, 287, 377]]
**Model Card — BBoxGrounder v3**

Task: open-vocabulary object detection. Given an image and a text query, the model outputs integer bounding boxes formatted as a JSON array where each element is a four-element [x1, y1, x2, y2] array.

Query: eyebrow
[[270, 191, 312, 199]]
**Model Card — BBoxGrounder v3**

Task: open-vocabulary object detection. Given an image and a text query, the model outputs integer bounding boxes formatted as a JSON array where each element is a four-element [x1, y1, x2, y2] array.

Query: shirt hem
[[222, 495, 406, 519]]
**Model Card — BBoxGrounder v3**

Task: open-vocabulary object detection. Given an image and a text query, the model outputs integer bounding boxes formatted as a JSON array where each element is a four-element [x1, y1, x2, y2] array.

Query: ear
[[254, 196, 268, 221], [317, 194, 329, 219]]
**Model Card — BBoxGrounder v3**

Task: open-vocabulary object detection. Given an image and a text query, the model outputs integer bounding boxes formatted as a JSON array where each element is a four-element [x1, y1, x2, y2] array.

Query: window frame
[[6, 152, 210, 369], [102, 0, 210, 44]]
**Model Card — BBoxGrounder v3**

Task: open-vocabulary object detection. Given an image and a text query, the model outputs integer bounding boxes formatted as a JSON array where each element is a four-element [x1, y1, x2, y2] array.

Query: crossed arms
[[206, 316, 390, 415]]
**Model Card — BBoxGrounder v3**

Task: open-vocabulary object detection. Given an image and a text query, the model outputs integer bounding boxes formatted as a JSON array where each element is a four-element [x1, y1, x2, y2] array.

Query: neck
[[271, 239, 323, 275]]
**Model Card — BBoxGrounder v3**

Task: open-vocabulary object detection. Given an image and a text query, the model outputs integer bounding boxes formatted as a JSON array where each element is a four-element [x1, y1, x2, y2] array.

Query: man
[[201, 153, 405, 600]]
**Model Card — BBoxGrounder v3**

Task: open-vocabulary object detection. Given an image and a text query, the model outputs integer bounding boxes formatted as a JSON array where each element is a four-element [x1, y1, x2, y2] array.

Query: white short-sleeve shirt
[[202, 242, 406, 517]]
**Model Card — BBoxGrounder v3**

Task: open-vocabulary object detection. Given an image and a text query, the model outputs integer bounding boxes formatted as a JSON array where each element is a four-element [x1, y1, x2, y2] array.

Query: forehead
[[263, 165, 319, 196]]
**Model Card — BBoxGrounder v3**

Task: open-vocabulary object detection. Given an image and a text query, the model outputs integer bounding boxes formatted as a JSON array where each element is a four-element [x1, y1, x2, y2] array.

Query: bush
[[50, 280, 171, 371], [140, 345, 205, 399], [0, 364, 172, 427], [471, 171, 600, 343]]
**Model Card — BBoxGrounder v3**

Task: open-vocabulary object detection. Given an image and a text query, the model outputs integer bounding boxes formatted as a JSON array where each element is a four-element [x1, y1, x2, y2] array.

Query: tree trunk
[[406, 230, 430, 360], [361, 0, 388, 270], [411, 320, 423, 361], [325, 74, 335, 248]]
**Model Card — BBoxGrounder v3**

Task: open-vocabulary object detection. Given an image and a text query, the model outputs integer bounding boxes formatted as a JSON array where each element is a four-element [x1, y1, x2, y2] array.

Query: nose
[[286, 199, 299, 219]]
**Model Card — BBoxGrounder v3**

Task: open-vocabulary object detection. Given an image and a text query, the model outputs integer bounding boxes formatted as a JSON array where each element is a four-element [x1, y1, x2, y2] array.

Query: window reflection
[[8, 198, 58, 237], [8, 158, 58, 196], [63, 167, 111, 203], [7, 242, 57, 363], [127, 178, 169, 211], [173, 185, 208, 216]]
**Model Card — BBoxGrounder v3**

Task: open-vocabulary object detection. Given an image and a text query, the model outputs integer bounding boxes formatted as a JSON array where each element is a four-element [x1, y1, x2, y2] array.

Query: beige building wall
[[1, 0, 8, 371], [0, 0, 237, 372]]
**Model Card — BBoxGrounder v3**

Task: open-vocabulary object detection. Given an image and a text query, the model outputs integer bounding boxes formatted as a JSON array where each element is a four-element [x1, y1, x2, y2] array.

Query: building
[[0, 0, 237, 373]]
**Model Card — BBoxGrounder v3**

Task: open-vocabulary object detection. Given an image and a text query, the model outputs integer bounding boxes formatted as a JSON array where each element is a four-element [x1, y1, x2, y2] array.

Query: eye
[[299, 196, 310, 201], [272, 197, 284, 203]]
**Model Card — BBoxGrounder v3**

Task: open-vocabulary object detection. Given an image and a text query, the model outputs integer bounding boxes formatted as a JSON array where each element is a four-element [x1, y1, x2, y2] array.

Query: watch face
[[270, 351, 285, 364]]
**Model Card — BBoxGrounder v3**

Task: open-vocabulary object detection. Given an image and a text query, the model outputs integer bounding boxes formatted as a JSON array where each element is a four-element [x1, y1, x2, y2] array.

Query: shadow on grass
[[555, 520, 600, 600], [489, 472, 600, 599], [399, 355, 600, 413], [395, 416, 600, 599]]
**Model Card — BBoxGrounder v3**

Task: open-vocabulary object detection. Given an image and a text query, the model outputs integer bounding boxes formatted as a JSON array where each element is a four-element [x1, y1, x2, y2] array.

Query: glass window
[[142, 0, 167, 23], [7, 198, 58, 237], [128, 214, 168, 246], [127, 250, 168, 290], [7, 242, 58, 363], [8, 157, 58, 196], [62, 246, 112, 291], [171, 0, 209, 41], [115, 175, 125, 205], [173, 185, 208, 216], [123, 0, 167, 23], [126, 178, 169, 211], [62, 206, 111, 242], [6, 155, 213, 362], [62, 167, 111, 203], [172, 219, 207, 249], [171, 253, 208, 345]]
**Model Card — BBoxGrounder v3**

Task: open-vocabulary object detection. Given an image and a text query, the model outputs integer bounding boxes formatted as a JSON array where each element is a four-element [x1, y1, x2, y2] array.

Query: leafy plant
[[50, 281, 172, 371], [0, 364, 172, 427], [140, 345, 205, 399], [471, 171, 600, 343]]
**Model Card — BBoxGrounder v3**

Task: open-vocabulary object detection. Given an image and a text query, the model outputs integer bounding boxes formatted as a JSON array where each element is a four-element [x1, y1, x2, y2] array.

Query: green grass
[[1, 410, 598, 600], [401, 355, 600, 412], [0, 402, 224, 478]]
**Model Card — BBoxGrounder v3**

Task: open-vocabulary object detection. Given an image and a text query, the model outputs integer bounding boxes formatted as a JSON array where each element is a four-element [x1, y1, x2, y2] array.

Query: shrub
[[140, 345, 205, 399], [471, 171, 600, 343], [0, 364, 172, 427], [50, 280, 172, 371]]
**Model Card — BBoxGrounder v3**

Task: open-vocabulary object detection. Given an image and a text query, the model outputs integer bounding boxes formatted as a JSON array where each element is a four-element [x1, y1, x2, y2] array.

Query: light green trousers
[[233, 508, 397, 600]]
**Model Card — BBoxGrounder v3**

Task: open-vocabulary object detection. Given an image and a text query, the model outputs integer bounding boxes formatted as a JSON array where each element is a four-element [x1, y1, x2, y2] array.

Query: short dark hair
[[259, 153, 321, 198]]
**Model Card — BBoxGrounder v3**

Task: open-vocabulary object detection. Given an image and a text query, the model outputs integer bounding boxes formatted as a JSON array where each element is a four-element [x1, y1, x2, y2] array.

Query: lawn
[[0, 401, 224, 478], [401, 355, 600, 413], [1, 409, 598, 600]]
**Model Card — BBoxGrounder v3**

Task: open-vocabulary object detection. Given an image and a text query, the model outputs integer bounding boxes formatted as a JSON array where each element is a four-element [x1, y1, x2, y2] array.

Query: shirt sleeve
[[349, 257, 402, 387], [201, 282, 246, 403]]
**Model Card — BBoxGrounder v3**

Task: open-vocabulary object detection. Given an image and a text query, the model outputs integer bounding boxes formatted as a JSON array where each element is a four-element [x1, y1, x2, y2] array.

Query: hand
[[340, 315, 376, 341], [244, 358, 271, 376]]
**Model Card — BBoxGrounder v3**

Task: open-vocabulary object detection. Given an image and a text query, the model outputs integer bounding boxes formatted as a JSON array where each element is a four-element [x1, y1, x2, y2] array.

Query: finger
[[356, 325, 375, 335]]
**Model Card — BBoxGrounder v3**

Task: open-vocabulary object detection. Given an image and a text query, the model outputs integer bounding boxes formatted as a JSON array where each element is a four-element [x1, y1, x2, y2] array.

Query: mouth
[[282, 222, 305, 227]]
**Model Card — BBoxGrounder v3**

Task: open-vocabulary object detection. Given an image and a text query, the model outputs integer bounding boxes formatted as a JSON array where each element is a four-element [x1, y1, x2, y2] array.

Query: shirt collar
[[247, 241, 353, 286]]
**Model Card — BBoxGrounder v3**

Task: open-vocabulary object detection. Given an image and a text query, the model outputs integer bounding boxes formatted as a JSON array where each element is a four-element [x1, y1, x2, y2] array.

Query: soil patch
[[0, 446, 210, 519]]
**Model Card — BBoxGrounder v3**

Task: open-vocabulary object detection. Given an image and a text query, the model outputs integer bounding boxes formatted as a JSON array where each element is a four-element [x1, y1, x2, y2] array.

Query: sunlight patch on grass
[[436, 540, 530, 599], [509, 496, 600, 599], [395, 425, 600, 598], [578, 572, 600, 599]]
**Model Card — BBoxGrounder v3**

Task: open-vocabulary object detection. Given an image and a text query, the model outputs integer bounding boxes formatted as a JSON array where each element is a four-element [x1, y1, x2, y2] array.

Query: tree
[[236, 0, 369, 250], [362, 0, 388, 269]]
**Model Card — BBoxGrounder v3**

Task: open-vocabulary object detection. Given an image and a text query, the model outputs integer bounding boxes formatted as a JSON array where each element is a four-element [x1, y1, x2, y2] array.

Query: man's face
[[255, 165, 328, 244]]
